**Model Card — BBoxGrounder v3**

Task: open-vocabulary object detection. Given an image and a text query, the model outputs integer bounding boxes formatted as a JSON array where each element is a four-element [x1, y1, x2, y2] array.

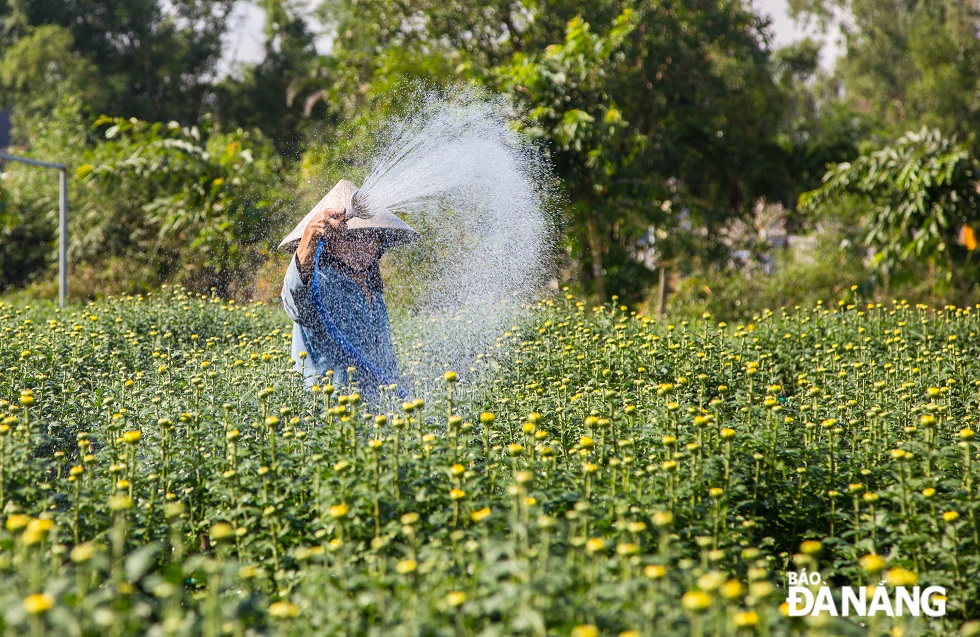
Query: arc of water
[[308, 86, 556, 392]]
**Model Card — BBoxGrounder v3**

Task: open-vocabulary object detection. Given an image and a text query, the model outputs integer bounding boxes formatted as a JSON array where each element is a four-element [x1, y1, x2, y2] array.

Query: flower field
[[1, 288, 980, 636]]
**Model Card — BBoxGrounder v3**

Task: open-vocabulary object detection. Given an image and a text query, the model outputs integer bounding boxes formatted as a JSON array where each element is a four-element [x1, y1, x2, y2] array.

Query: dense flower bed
[[0, 288, 978, 636]]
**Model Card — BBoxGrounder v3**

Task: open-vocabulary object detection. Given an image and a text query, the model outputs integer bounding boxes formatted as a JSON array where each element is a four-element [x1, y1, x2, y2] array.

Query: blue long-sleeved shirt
[[281, 252, 402, 405]]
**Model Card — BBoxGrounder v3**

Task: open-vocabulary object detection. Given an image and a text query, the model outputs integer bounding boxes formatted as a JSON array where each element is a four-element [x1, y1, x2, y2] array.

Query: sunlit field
[[1, 288, 979, 636]]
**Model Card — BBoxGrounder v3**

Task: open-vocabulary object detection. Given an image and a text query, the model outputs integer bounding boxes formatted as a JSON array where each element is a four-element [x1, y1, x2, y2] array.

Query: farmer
[[279, 179, 418, 404]]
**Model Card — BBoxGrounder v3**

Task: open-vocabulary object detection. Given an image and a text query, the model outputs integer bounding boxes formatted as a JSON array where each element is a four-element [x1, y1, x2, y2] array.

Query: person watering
[[279, 179, 418, 404]]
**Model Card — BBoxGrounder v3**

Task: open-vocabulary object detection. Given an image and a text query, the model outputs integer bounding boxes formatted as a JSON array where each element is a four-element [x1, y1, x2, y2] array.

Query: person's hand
[[296, 206, 347, 283], [302, 206, 347, 243]]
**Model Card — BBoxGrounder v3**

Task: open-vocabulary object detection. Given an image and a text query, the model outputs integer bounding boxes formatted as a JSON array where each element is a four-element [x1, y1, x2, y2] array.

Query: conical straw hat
[[277, 179, 418, 253]]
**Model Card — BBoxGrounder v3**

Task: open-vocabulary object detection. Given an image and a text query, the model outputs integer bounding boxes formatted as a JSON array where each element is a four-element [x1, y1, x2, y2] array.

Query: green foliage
[[0, 25, 105, 124], [214, 0, 325, 159], [767, 40, 866, 208], [497, 8, 644, 301], [788, 0, 980, 140], [0, 97, 91, 293], [800, 127, 980, 296], [0, 189, 54, 294], [0, 0, 236, 124], [5, 0, 980, 313], [75, 116, 292, 296], [666, 228, 867, 321], [494, 2, 783, 302], [319, 0, 522, 80]]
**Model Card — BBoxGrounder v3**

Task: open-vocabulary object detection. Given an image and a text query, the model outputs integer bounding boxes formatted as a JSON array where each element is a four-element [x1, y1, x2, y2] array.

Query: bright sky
[[754, 0, 843, 67], [756, 0, 815, 46], [218, 0, 841, 76]]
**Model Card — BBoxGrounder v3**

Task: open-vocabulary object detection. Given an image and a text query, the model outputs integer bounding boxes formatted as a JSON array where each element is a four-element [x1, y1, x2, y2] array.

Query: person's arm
[[295, 206, 347, 284], [282, 206, 347, 326]]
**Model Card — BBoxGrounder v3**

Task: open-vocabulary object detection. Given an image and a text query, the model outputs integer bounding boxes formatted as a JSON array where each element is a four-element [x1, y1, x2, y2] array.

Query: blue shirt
[[281, 252, 402, 404]]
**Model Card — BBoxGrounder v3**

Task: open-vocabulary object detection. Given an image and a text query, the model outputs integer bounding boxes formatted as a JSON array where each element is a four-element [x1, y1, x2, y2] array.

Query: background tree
[[498, 1, 783, 303], [766, 39, 865, 213], [214, 0, 325, 158], [800, 128, 980, 299], [788, 0, 980, 140], [76, 115, 291, 296], [0, 25, 107, 120], [3, 0, 977, 311], [0, 0, 236, 126], [0, 98, 89, 293]]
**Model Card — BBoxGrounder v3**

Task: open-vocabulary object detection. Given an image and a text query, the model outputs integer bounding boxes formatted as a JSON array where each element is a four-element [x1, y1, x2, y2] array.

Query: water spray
[[344, 190, 373, 222], [301, 85, 559, 399]]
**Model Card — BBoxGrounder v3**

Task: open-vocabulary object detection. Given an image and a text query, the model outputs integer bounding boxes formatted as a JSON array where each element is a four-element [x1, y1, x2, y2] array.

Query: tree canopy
[[801, 127, 980, 292], [2, 0, 979, 307], [788, 0, 980, 139], [0, 0, 235, 124]]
